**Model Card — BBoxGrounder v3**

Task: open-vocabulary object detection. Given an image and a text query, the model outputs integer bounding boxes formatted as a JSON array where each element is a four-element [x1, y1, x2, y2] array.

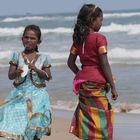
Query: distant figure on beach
[[0, 25, 52, 140], [67, 4, 118, 140]]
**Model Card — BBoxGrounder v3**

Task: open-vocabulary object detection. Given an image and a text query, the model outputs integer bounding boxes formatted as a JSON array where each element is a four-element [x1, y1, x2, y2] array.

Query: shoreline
[[47, 112, 140, 140], [45, 110, 140, 140], [0, 112, 139, 140], [43, 112, 140, 140]]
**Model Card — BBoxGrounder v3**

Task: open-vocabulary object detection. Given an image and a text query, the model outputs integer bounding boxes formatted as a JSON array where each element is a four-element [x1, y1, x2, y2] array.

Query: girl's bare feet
[[34, 135, 40, 140]]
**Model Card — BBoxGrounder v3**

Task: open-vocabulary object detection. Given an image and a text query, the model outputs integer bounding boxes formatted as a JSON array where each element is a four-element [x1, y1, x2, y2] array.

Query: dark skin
[[67, 54, 79, 74], [8, 30, 52, 81], [93, 15, 118, 100], [67, 14, 118, 100], [99, 54, 118, 100], [34, 135, 40, 140]]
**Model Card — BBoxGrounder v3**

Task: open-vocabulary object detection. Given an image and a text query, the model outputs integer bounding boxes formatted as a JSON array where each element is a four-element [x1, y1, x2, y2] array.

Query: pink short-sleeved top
[[70, 32, 108, 84]]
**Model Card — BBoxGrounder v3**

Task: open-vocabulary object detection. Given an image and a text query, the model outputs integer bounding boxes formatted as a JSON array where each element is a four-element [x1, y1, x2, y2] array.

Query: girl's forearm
[[99, 54, 116, 90], [35, 68, 52, 80], [67, 55, 79, 74], [101, 62, 115, 90], [8, 69, 20, 80], [8, 71, 17, 80], [69, 64, 79, 74]]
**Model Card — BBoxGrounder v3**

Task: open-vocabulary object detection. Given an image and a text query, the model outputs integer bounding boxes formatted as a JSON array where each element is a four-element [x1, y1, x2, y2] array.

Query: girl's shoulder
[[91, 32, 107, 43], [10, 51, 21, 60], [9, 51, 22, 65], [38, 53, 52, 64], [90, 32, 106, 39], [11, 51, 20, 55], [38, 53, 51, 59]]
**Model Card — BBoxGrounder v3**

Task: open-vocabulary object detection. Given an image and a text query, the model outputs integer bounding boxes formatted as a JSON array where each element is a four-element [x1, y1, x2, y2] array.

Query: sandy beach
[[0, 9, 140, 140], [43, 112, 140, 140], [32, 112, 140, 140], [1, 111, 139, 140]]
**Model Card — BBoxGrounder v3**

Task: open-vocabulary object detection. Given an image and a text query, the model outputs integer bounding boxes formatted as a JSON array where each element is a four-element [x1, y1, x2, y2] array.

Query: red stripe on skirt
[[91, 96, 105, 110], [106, 110, 113, 140]]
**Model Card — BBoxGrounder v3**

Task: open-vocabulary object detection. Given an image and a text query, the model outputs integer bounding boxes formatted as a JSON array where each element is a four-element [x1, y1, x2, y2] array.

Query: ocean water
[[0, 10, 140, 113]]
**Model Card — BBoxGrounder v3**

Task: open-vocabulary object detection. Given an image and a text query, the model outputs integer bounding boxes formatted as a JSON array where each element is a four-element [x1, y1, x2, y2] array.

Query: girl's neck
[[23, 50, 36, 55], [89, 27, 95, 33], [22, 51, 38, 64]]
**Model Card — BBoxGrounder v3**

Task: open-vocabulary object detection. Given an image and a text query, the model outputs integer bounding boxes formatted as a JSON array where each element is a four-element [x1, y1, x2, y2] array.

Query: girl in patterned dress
[[67, 4, 118, 140], [0, 25, 52, 140]]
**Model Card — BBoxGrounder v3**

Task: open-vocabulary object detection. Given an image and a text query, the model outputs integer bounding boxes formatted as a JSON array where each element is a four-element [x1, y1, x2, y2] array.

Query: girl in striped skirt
[[67, 4, 118, 140]]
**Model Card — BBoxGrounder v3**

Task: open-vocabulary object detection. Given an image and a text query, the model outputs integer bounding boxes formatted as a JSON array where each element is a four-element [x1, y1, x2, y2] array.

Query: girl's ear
[[21, 37, 24, 42], [38, 40, 42, 45]]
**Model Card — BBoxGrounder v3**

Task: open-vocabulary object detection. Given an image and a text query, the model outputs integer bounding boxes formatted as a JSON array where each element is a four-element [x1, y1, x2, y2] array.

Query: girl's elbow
[[101, 61, 110, 67], [8, 73, 14, 80], [8, 76, 14, 80], [67, 61, 74, 69], [67, 59, 71, 68], [47, 75, 52, 81]]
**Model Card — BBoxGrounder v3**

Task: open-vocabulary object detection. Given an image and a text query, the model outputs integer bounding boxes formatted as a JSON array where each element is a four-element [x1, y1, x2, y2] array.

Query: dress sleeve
[[70, 43, 78, 55], [9, 52, 19, 66], [42, 55, 52, 69], [97, 34, 108, 55]]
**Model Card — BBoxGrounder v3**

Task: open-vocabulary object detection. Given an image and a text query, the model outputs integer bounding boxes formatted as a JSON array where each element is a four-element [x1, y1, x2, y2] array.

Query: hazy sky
[[0, 0, 140, 16]]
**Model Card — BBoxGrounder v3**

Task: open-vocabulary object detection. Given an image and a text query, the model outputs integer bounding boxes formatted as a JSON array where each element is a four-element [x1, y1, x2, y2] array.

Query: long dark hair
[[73, 4, 103, 45], [23, 24, 41, 52]]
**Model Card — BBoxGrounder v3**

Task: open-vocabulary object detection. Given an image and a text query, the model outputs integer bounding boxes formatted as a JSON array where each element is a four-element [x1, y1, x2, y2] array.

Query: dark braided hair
[[73, 4, 103, 45], [23, 24, 41, 52]]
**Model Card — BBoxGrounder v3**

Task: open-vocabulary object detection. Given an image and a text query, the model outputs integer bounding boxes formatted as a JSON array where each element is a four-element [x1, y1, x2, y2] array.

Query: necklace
[[22, 52, 35, 65]]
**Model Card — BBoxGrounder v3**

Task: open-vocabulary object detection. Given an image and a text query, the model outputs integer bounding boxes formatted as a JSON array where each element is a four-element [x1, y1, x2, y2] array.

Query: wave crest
[[0, 23, 140, 37], [0, 27, 72, 36], [1, 49, 140, 68], [51, 100, 140, 114], [2, 11, 140, 23], [104, 12, 140, 18], [101, 23, 140, 35]]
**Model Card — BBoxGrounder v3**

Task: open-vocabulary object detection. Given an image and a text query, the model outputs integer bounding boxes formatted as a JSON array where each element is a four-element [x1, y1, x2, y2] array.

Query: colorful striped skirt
[[69, 82, 114, 140]]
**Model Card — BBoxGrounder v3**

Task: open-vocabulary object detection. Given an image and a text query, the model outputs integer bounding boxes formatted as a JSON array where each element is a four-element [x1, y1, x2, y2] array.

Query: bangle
[[44, 71, 50, 79]]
